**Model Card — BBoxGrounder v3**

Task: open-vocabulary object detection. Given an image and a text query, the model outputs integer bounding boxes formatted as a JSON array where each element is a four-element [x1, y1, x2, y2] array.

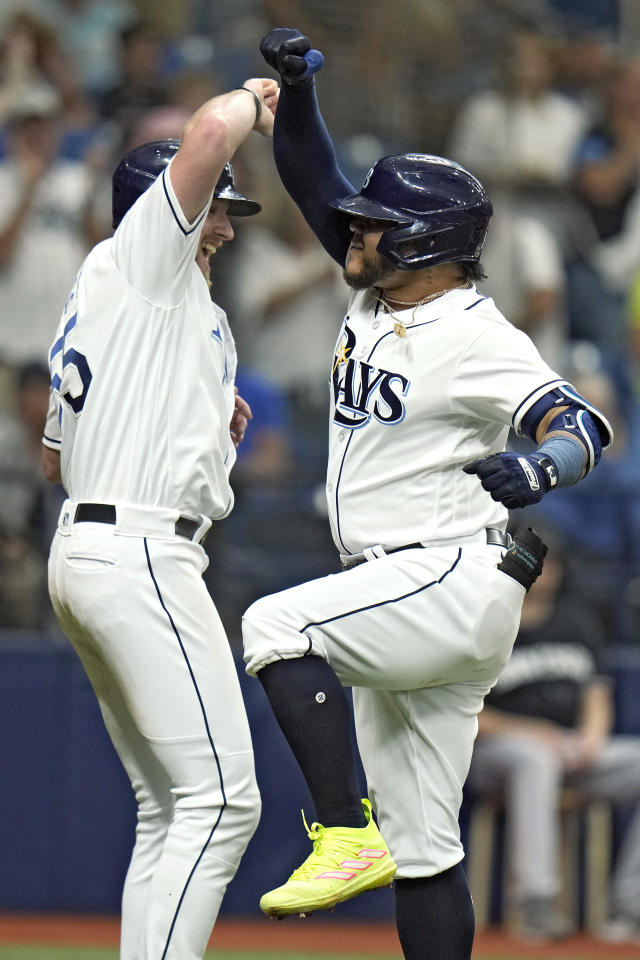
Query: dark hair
[[456, 260, 487, 283]]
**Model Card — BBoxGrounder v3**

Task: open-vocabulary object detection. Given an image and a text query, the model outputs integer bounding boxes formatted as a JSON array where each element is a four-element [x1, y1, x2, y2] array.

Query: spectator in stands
[[467, 534, 640, 943], [100, 20, 168, 141], [478, 210, 568, 371], [202, 359, 302, 647], [0, 8, 106, 164], [567, 58, 640, 375], [0, 10, 57, 128], [0, 362, 64, 628], [448, 28, 587, 242], [0, 85, 94, 368], [626, 271, 640, 397], [168, 68, 221, 116], [552, 24, 613, 123], [232, 365, 292, 488], [40, 0, 136, 105], [224, 182, 346, 413], [533, 361, 640, 638]]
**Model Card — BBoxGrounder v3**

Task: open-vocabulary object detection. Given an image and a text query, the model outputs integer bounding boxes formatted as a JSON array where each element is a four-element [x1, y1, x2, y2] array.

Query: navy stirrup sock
[[258, 657, 366, 827], [395, 863, 475, 960]]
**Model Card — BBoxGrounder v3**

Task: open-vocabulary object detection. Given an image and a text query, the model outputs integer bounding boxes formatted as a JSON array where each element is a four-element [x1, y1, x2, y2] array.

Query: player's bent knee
[[242, 592, 289, 632], [242, 594, 308, 676]]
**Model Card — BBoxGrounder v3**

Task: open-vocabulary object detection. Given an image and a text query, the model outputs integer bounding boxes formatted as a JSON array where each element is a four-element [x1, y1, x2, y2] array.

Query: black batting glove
[[463, 451, 558, 509], [498, 527, 548, 591], [260, 28, 313, 86]]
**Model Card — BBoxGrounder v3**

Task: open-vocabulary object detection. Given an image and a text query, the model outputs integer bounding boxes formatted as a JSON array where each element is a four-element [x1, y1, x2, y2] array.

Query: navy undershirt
[[272, 79, 355, 267]]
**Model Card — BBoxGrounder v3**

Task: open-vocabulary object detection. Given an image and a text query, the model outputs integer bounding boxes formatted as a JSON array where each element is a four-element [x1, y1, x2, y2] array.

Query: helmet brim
[[216, 189, 261, 217], [329, 193, 411, 225]]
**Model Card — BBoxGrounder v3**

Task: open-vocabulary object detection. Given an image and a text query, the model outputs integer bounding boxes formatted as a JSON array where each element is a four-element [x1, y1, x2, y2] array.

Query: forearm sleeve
[[273, 81, 355, 265]]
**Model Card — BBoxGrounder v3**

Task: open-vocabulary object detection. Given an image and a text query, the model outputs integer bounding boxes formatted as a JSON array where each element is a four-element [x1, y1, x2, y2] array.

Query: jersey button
[[372, 320, 380, 329], [337, 431, 345, 442], [326, 482, 333, 492]]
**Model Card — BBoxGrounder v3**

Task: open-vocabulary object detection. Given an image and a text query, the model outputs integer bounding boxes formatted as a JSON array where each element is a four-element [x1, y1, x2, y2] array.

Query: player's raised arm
[[259, 28, 355, 265], [170, 78, 279, 224]]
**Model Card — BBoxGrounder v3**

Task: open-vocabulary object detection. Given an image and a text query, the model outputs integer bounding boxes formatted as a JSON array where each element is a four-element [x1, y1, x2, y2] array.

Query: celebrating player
[[41, 78, 278, 960], [240, 29, 614, 960]]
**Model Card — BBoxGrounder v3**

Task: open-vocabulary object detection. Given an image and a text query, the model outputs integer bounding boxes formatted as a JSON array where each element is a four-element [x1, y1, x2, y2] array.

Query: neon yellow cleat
[[259, 798, 396, 917]]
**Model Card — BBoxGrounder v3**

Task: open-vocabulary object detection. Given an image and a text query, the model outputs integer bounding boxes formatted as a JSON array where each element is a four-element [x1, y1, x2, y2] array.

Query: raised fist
[[260, 28, 314, 86]]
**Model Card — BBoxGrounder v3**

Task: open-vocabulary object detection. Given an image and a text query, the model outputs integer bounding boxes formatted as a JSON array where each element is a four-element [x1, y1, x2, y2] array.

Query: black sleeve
[[273, 80, 356, 267]]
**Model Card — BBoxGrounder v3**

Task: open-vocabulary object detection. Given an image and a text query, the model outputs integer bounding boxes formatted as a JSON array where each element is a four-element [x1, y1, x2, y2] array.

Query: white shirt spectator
[[450, 88, 587, 188], [481, 207, 567, 370], [0, 158, 93, 364]]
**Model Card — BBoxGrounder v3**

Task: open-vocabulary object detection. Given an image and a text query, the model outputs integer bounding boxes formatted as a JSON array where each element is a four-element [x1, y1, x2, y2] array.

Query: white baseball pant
[[49, 502, 260, 960], [243, 535, 525, 877]]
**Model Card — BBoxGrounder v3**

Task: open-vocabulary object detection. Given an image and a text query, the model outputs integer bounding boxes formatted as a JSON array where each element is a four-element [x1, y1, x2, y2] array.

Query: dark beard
[[343, 254, 396, 290]]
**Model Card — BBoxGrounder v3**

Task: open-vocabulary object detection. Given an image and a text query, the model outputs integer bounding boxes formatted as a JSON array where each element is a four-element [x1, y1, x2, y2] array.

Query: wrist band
[[536, 435, 586, 487], [239, 86, 262, 123]]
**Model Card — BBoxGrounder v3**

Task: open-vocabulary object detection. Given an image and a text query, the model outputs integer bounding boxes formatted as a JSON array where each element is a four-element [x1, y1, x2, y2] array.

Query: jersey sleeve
[[449, 322, 565, 429], [42, 389, 62, 450], [111, 160, 211, 306]]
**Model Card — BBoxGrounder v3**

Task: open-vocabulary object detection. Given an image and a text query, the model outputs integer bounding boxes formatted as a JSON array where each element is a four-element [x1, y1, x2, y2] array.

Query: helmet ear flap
[[376, 213, 491, 269]]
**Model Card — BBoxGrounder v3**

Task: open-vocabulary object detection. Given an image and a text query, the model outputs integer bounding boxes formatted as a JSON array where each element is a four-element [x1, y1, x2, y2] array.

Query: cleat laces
[[286, 810, 363, 882]]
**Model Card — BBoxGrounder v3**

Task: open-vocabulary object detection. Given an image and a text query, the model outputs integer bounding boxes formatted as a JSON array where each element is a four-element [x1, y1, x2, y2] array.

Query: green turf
[[0, 951, 402, 960], [0, 949, 619, 960]]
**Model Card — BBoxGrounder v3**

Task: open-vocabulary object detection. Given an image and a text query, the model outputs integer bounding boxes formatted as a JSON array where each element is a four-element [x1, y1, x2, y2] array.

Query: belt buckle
[[485, 527, 511, 549]]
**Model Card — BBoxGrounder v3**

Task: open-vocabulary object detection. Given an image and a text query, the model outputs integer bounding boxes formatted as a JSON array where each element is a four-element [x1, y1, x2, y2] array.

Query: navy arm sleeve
[[273, 80, 355, 266]]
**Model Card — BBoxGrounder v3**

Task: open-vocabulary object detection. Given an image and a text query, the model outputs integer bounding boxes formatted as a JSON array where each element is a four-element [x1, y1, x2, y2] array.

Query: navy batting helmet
[[112, 139, 261, 228], [330, 153, 492, 270]]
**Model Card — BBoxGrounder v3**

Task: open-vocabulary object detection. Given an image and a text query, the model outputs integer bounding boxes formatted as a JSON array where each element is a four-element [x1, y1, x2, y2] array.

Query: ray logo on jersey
[[332, 324, 410, 429]]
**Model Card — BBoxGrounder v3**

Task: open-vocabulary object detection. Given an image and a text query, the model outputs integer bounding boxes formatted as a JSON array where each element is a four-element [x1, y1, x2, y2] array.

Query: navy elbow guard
[[518, 383, 613, 475]]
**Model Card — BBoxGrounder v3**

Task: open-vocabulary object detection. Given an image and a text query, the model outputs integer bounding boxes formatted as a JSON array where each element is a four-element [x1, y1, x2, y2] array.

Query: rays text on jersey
[[332, 356, 410, 428]]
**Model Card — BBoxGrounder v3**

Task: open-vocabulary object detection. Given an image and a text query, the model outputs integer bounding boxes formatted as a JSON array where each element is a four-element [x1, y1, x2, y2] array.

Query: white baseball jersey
[[244, 282, 571, 877], [328, 284, 566, 556], [46, 159, 259, 958], [43, 161, 237, 520]]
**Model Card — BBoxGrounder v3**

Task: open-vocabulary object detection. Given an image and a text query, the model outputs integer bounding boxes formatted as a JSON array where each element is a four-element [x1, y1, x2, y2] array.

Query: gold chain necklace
[[376, 282, 471, 338]]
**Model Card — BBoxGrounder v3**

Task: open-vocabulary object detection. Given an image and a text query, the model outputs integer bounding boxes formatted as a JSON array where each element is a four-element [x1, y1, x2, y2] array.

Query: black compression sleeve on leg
[[395, 864, 475, 960], [258, 656, 366, 827]]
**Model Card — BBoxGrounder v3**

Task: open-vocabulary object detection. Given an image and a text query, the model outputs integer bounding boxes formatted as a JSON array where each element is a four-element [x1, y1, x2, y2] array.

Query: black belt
[[342, 527, 511, 569], [73, 503, 206, 543]]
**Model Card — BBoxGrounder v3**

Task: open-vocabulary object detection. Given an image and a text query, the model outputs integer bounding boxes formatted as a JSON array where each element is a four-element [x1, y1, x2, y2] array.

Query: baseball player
[[240, 29, 614, 960], [41, 78, 278, 960]]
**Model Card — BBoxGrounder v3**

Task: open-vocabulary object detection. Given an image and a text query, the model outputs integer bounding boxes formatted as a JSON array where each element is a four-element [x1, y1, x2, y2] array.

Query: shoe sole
[[261, 870, 397, 918]]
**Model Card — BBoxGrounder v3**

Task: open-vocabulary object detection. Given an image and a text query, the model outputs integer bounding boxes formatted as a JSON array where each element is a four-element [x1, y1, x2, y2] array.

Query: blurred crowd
[[1, 0, 640, 663]]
